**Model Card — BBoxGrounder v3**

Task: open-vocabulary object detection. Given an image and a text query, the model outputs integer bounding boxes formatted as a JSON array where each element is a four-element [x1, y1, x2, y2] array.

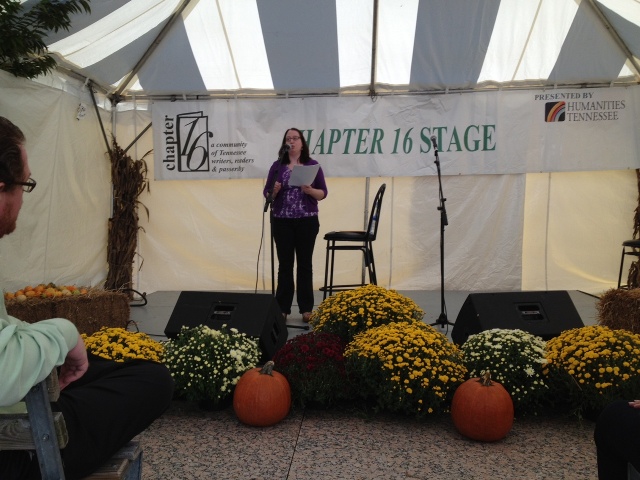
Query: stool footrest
[[319, 284, 371, 292]]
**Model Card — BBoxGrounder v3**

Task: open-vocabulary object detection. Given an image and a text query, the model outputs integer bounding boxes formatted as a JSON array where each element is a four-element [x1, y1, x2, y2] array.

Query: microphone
[[430, 135, 438, 150], [278, 143, 290, 163]]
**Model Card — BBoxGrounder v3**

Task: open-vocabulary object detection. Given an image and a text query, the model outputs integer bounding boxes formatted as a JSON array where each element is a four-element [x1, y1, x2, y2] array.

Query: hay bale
[[597, 288, 640, 334], [4, 299, 56, 325], [6, 290, 130, 335]]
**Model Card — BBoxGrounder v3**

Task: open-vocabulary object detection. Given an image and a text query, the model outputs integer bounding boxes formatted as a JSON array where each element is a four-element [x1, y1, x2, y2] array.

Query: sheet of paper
[[289, 164, 319, 186]]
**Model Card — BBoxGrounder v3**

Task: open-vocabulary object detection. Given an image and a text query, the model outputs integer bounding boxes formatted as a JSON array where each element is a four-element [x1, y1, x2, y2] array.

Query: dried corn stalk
[[105, 139, 150, 293]]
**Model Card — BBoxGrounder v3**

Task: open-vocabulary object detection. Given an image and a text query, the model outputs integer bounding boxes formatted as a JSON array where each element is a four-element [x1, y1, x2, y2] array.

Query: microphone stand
[[429, 142, 454, 329], [264, 147, 309, 330], [263, 158, 280, 299], [264, 145, 291, 214]]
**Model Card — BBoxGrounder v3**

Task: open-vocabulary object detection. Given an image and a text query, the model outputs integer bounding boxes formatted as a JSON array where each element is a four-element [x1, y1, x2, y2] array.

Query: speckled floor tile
[[287, 410, 596, 480], [137, 402, 597, 480], [138, 400, 303, 479]]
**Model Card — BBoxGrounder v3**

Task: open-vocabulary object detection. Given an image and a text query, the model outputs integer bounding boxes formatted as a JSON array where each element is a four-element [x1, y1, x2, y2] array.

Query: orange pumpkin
[[233, 361, 291, 427], [451, 371, 514, 442]]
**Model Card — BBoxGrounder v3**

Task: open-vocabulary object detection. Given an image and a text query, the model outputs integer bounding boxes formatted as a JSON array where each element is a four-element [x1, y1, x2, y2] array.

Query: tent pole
[[587, 0, 640, 80], [369, 0, 379, 98], [114, 0, 194, 98], [87, 80, 111, 157], [124, 123, 152, 154]]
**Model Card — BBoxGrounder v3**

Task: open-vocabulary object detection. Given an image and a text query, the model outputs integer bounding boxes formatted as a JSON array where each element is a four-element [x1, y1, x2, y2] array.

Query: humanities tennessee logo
[[545, 102, 566, 122], [162, 111, 213, 172]]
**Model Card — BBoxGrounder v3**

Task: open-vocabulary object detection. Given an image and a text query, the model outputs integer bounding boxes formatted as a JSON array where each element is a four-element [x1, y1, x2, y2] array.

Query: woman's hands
[[274, 182, 324, 201], [301, 184, 325, 200]]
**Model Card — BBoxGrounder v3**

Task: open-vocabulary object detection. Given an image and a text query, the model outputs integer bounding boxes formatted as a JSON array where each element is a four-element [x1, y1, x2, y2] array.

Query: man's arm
[[0, 312, 81, 406]]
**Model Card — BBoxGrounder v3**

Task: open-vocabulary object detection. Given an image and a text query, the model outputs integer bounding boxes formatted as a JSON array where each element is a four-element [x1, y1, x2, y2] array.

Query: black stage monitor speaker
[[164, 291, 288, 362], [451, 291, 584, 345]]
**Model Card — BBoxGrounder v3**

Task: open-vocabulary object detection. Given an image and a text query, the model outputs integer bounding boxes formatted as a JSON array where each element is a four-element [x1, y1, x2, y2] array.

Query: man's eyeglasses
[[285, 136, 301, 142], [8, 177, 37, 193]]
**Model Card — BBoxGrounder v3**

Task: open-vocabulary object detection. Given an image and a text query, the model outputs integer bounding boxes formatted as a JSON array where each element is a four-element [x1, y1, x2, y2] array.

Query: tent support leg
[[88, 80, 111, 157]]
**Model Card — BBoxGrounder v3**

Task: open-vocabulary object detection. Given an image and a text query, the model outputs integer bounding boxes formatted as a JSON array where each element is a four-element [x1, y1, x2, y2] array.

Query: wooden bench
[[0, 370, 142, 480]]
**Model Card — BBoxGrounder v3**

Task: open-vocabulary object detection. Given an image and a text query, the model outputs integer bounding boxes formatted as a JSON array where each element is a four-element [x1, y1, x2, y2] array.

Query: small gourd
[[233, 361, 291, 427], [450, 370, 514, 442]]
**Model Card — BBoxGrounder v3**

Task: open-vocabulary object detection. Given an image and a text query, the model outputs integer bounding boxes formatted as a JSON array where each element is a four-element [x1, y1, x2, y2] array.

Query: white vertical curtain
[[0, 72, 635, 297]]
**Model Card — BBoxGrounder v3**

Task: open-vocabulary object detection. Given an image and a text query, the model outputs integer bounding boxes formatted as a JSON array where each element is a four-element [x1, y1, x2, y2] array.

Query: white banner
[[152, 86, 640, 180]]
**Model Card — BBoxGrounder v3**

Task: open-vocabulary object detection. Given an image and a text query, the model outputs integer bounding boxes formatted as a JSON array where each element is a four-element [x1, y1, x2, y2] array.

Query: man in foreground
[[0, 116, 174, 479]]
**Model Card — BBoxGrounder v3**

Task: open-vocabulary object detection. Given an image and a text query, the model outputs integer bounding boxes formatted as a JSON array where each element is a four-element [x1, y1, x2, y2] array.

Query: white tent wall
[[0, 73, 635, 296], [117, 103, 633, 297], [0, 72, 112, 291], [114, 106, 527, 294], [522, 170, 638, 292]]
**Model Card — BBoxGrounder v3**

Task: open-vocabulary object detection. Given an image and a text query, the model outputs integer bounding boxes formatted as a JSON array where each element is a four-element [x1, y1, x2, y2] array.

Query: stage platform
[[129, 289, 600, 343]]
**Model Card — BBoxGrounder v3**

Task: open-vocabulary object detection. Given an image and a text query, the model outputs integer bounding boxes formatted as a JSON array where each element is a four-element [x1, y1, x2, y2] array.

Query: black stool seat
[[325, 231, 369, 241], [320, 184, 386, 299], [618, 239, 640, 289]]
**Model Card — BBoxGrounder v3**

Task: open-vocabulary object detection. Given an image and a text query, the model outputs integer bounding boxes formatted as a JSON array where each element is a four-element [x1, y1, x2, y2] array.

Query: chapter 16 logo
[[162, 111, 213, 172]]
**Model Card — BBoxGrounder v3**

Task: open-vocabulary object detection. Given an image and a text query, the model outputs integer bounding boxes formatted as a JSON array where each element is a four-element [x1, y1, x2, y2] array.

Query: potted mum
[[459, 328, 549, 415], [163, 324, 261, 408], [273, 331, 352, 408], [545, 325, 640, 419], [311, 284, 424, 342], [345, 321, 467, 417], [82, 327, 164, 363]]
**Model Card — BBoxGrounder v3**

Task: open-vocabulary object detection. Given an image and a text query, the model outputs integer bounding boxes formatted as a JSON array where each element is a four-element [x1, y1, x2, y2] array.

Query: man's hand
[[58, 334, 89, 390]]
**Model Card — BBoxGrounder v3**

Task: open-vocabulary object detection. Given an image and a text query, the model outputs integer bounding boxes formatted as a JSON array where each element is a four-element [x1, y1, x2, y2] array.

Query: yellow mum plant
[[345, 321, 466, 416], [312, 285, 424, 342], [545, 325, 640, 416], [82, 327, 164, 363]]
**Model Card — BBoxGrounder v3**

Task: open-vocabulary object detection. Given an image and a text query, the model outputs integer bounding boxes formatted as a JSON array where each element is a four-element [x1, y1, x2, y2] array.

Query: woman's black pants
[[271, 215, 319, 315]]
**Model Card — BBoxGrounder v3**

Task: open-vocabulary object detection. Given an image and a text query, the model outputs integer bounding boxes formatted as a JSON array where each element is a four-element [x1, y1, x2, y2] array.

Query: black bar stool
[[320, 184, 386, 300], [617, 239, 640, 289]]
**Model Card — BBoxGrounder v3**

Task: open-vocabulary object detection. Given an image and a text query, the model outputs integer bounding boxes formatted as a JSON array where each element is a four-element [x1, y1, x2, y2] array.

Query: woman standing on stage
[[263, 127, 328, 322]]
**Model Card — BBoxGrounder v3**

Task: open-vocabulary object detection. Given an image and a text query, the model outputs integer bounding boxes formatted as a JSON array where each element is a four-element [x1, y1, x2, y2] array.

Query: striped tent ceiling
[[34, 0, 640, 100]]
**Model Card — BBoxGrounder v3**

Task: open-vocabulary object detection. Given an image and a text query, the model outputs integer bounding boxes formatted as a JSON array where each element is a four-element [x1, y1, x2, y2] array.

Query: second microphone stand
[[429, 141, 454, 329]]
